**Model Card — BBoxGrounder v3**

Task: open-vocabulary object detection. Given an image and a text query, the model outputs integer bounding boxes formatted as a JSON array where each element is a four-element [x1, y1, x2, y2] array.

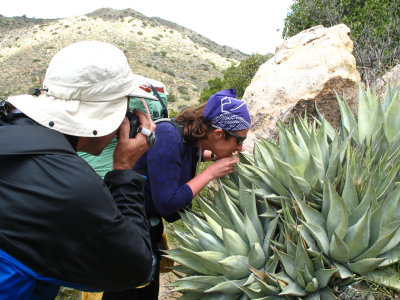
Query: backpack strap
[[150, 84, 168, 118], [0, 125, 76, 156]]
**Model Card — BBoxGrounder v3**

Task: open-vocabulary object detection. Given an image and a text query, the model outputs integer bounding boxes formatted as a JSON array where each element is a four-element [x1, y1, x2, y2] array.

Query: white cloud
[[0, 0, 293, 54]]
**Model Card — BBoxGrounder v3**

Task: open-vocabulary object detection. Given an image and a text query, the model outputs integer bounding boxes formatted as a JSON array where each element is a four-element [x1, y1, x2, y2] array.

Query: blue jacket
[[134, 121, 199, 221]]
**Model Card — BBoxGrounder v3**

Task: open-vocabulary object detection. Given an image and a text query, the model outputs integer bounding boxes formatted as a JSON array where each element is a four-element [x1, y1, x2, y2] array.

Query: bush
[[198, 54, 271, 103], [283, 0, 400, 84]]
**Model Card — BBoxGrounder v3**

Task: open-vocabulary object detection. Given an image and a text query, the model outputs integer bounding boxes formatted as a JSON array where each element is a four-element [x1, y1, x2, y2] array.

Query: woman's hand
[[205, 155, 240, 180]]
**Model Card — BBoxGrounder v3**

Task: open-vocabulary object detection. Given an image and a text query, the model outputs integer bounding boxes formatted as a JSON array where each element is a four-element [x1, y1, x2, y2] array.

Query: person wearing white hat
[[0, 41, 156, 299]]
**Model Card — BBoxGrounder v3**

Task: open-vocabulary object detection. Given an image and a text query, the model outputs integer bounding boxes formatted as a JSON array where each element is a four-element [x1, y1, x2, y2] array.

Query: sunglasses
[[224, 130, 246, 145]]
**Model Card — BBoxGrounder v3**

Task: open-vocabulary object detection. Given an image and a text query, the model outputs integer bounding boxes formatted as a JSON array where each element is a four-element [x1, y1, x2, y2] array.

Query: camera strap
[[0, 125, 76, 156]]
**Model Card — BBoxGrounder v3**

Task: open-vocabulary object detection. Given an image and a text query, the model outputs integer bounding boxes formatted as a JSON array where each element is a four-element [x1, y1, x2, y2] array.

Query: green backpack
[[79, 79, 168, 178]]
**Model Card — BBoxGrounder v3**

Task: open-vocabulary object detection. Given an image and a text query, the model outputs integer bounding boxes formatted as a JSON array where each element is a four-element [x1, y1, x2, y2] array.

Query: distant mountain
[[0, 8, 249, 109]]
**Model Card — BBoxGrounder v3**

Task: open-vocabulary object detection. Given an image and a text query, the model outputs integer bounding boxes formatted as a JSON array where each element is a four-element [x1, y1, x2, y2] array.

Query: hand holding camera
[[113, 99, 156, 170]]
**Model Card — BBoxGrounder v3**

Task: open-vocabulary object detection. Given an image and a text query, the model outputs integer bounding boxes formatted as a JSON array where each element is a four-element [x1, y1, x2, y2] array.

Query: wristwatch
[[139, 127, 156, 147]]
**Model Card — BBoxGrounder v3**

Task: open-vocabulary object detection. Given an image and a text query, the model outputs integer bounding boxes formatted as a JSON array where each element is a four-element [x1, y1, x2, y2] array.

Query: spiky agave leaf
[[168, 85, 400, 299]]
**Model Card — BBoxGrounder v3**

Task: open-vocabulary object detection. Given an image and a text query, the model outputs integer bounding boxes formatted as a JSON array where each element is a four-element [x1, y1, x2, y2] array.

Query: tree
[[198, 54, 272, 104], [283, 0, 400, 84]]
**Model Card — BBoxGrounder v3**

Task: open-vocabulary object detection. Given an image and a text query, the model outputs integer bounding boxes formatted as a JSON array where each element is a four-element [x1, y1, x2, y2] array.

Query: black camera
[[126, 109, 140, 138]]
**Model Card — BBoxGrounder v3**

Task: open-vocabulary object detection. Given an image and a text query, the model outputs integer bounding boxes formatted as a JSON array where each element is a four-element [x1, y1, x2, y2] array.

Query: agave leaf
[[326, 181, 348, 239], [218, 255, 251, 280], [385, 89, 400, 141], [244, 213, 261, 246], [223, 184, 240, 205], [355, 225, 399, 261], [336, 91, 358, 143], [379, 221, 400, 254], [263, 217, 279, 259], [173, 230, 203, 251], [236, 164, 275, 194], [326, 150, 340, 183], [172, 275, 225, 292], [180, 248, 227, 274], [205, 278, 247, 294], [233, 283, 265, 299], [383, 83, 396, 111], [304, 278, 318, 293], [251, 275, 280, 295], [358, 86, 377, 143], [248, 243, 266, 269], [186, 212, 214, 234], [289, 173, 312, 196], [271, 156, 297, 185], [295, 235, 315, 275], [329, 232, 350, 263], [382, 184, 400, 227], [321, 181, 330, 218], [253, 141, 270, 170], [315, 268, 337, 289], [348, 177, 375, 226], [294, 196, 325, 229], [178, 291, 207, 299], [192, 226, 226, 253], [300, 220, 330, 255], [344, 208, 371, 259], [219, 186, 248, 241], [342, 162, 359, 213], [348, 257, 386, 275], [304, 153, 325, 186], [199, 198, 234, 230], [165, 248, 220, 275], [380, 249, 400, 272], [293, 119, 310, 155], [370, 201, 385, 244], [239, 181, 264, 240], [279, 280, 307, 296], [365, 267, 400, 291], [298, 225, 319, 252], [283, 131, 308, 176], [318, 288, 338, 300], [295, 268, 306, 288], [223, 228, 250, 256], [197, 292, 242, 300], [237, 151, 254, 166], [274, 248, 296, 280]]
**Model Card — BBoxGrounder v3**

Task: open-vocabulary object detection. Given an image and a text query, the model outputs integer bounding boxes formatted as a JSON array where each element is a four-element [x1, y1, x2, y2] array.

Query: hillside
[[0, 8, 248, 110]]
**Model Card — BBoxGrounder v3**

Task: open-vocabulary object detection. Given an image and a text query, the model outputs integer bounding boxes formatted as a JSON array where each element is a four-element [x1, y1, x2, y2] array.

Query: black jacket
[[0, 115, 152, 291]]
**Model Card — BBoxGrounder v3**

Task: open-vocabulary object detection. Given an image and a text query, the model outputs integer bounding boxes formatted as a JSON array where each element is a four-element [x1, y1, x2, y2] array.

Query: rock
[[242, 24, 361, 152], [376, 64, 400, 97]]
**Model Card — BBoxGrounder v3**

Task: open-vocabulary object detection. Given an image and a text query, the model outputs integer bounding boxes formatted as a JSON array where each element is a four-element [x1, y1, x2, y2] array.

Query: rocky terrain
[[0, 8, 248, 110]]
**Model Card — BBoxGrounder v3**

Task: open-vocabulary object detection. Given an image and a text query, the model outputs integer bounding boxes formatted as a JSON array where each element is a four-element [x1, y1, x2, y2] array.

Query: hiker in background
[[102, 88, 251, 300], [0, 41, 156, 299]]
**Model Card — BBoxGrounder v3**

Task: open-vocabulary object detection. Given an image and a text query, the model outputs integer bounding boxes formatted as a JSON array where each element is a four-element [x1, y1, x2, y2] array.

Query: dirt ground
[[159, 272, 182, 300]]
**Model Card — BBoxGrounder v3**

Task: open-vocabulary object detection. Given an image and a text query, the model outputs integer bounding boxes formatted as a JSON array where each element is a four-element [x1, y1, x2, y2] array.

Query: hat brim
[[8, 94, 128, 137]]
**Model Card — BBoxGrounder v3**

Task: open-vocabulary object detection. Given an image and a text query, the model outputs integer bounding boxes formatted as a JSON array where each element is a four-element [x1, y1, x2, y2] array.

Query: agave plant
[[166, 85, 400, 299]]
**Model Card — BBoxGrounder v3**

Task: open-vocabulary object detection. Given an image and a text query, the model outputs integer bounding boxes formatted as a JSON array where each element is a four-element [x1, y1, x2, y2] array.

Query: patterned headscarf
[[203, 89, 251, 131]]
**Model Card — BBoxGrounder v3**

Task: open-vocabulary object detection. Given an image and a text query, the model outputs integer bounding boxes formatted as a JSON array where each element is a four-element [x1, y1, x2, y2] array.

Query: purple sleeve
[[146, 123, 194, 217]]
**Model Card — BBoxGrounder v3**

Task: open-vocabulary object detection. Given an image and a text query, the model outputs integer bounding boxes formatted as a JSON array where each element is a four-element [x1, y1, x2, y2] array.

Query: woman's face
[[207, 128, 249, 158]]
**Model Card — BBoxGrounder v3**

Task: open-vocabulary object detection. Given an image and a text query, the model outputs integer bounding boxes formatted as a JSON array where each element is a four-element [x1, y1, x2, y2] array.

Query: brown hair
[[174, 104, 212, 143]]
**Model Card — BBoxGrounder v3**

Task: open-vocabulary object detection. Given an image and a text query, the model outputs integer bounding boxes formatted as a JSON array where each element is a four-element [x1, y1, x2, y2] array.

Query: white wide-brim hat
[[8, 40, 154, 137]]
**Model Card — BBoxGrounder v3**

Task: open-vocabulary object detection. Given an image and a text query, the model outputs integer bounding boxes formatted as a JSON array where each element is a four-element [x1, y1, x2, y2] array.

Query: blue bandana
[[203, 89, 251, 131]]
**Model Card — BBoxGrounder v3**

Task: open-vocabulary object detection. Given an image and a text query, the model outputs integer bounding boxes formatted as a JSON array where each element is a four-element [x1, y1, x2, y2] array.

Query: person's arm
[[186, 155, 239, 196], [147, 125, 240, 217], [146, 124, 194, 217]]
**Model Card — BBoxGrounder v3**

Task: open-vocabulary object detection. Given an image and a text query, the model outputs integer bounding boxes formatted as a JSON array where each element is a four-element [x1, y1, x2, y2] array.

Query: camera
[[126, 109, 140, 138]]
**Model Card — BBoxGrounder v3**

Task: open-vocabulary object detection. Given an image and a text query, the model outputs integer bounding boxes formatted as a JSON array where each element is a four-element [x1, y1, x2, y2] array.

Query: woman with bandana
[[102, 89, 251, 300]]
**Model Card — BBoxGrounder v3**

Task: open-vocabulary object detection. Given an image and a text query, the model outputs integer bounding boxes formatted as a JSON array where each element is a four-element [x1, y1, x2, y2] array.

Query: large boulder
[[243, 24, 361, 152]]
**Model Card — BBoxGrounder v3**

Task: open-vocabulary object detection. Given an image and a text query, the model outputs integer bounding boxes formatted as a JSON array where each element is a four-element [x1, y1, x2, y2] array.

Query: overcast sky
[[0, 0, 293, 55]]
